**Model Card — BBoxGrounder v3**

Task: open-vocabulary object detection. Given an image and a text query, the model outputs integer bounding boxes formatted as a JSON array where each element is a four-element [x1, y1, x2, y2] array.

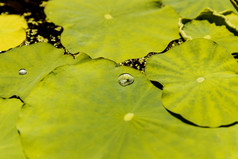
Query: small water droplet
[[196, 77, 205, 83], [124, 113, 134, 121], [19, 69, 27, 75], [104, 14, 113, 20], [118, 73, 134, 86]]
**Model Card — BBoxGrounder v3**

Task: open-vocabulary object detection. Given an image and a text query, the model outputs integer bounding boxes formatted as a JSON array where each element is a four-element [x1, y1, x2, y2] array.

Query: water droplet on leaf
[[118, 73, 134, 86], [19, 69, 27, 75]]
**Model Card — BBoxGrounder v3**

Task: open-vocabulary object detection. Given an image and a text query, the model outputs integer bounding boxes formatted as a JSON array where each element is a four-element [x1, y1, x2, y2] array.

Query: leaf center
[[104, 14, 113, 20], [124, 113, 134, 121], [196, 77, 205, 83]]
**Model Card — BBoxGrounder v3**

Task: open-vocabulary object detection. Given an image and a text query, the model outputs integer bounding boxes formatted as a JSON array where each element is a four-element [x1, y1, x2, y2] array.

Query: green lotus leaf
[[180, 20, 238, 53], [223, 11, 238, 30], [17, 58, 238, 158], [0, 98, 26, 159], [44, 0, 180, 62], [163, 0, 237, 18], [0, 14, 27, 51], [178, 9, 238, 36], [0, 43, 90, 99], [145, 39, 238, 127]]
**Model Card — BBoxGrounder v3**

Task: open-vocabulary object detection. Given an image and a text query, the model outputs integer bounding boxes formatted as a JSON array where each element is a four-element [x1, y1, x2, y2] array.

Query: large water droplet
[[118, 73, 134, 86], [19, 69, 27, 75]]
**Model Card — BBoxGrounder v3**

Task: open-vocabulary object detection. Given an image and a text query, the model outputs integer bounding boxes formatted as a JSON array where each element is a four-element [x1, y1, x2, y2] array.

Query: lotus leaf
[[178, 9, 238, 36], [44, 0, 180, 62], [145, 39, 238, 127], [17, 58, 238, 158], [0, 98, 26, 159], [180, 20, 238, 53], [223, 11, 238, 30], [162, 0, 237, 18], [0, 43, 90, 99], [0, 14, 27, 51]]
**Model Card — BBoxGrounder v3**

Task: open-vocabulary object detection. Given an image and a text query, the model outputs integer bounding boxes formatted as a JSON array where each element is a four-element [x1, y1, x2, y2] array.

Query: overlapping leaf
[[178, 8, 238, 35], [0, 43, 90, 99], [146, 39, 238, 127], [0, 98, 26, 159], [0, 14, 27, 51], [223, 11, 238, 31], [45, 0, 180, 62], [17, 58, 238, 158], [163, 0, 237, 18], [180, 20, 238, 53]]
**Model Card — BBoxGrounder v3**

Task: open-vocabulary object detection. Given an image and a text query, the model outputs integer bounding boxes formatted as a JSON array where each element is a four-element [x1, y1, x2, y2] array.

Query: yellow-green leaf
[[180, 20, 238, 53], [45, 0, 180, 62], [145, 39, 238, 127], [0, 43, 90, 99], [223, 11, 238, 31], [0, 98, 26, 159], [0, 14, 27, 51], [18, 58, 238, 158], [163, 0, 237, 18]]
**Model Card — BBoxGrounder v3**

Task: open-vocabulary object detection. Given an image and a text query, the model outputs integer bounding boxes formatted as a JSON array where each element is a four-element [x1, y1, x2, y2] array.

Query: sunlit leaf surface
[[0, 43, 90, 99], [0, 98, 26, 159], [163, 0, 237, 18], [45, 0, 180, 62], [18, 58, 238, 158], [223, 11, 238, 30], [0, 14, 27, 51], [180, 20, 238, 53], [146, 39, 238, 127]]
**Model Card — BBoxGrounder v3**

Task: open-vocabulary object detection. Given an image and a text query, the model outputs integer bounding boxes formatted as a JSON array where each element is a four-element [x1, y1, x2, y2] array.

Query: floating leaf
[[145, 39, 238, 127], [163, 0, 237, 18], [223, 11, 238, 30], [0, 98, 26, 159], [0, 14, 27, 51], [45, 0, 180, 62], [179, 9, 238, 37], [18, 58, 238, 158], [0, 43, 90, 99], [180, 20, 238, 53]]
